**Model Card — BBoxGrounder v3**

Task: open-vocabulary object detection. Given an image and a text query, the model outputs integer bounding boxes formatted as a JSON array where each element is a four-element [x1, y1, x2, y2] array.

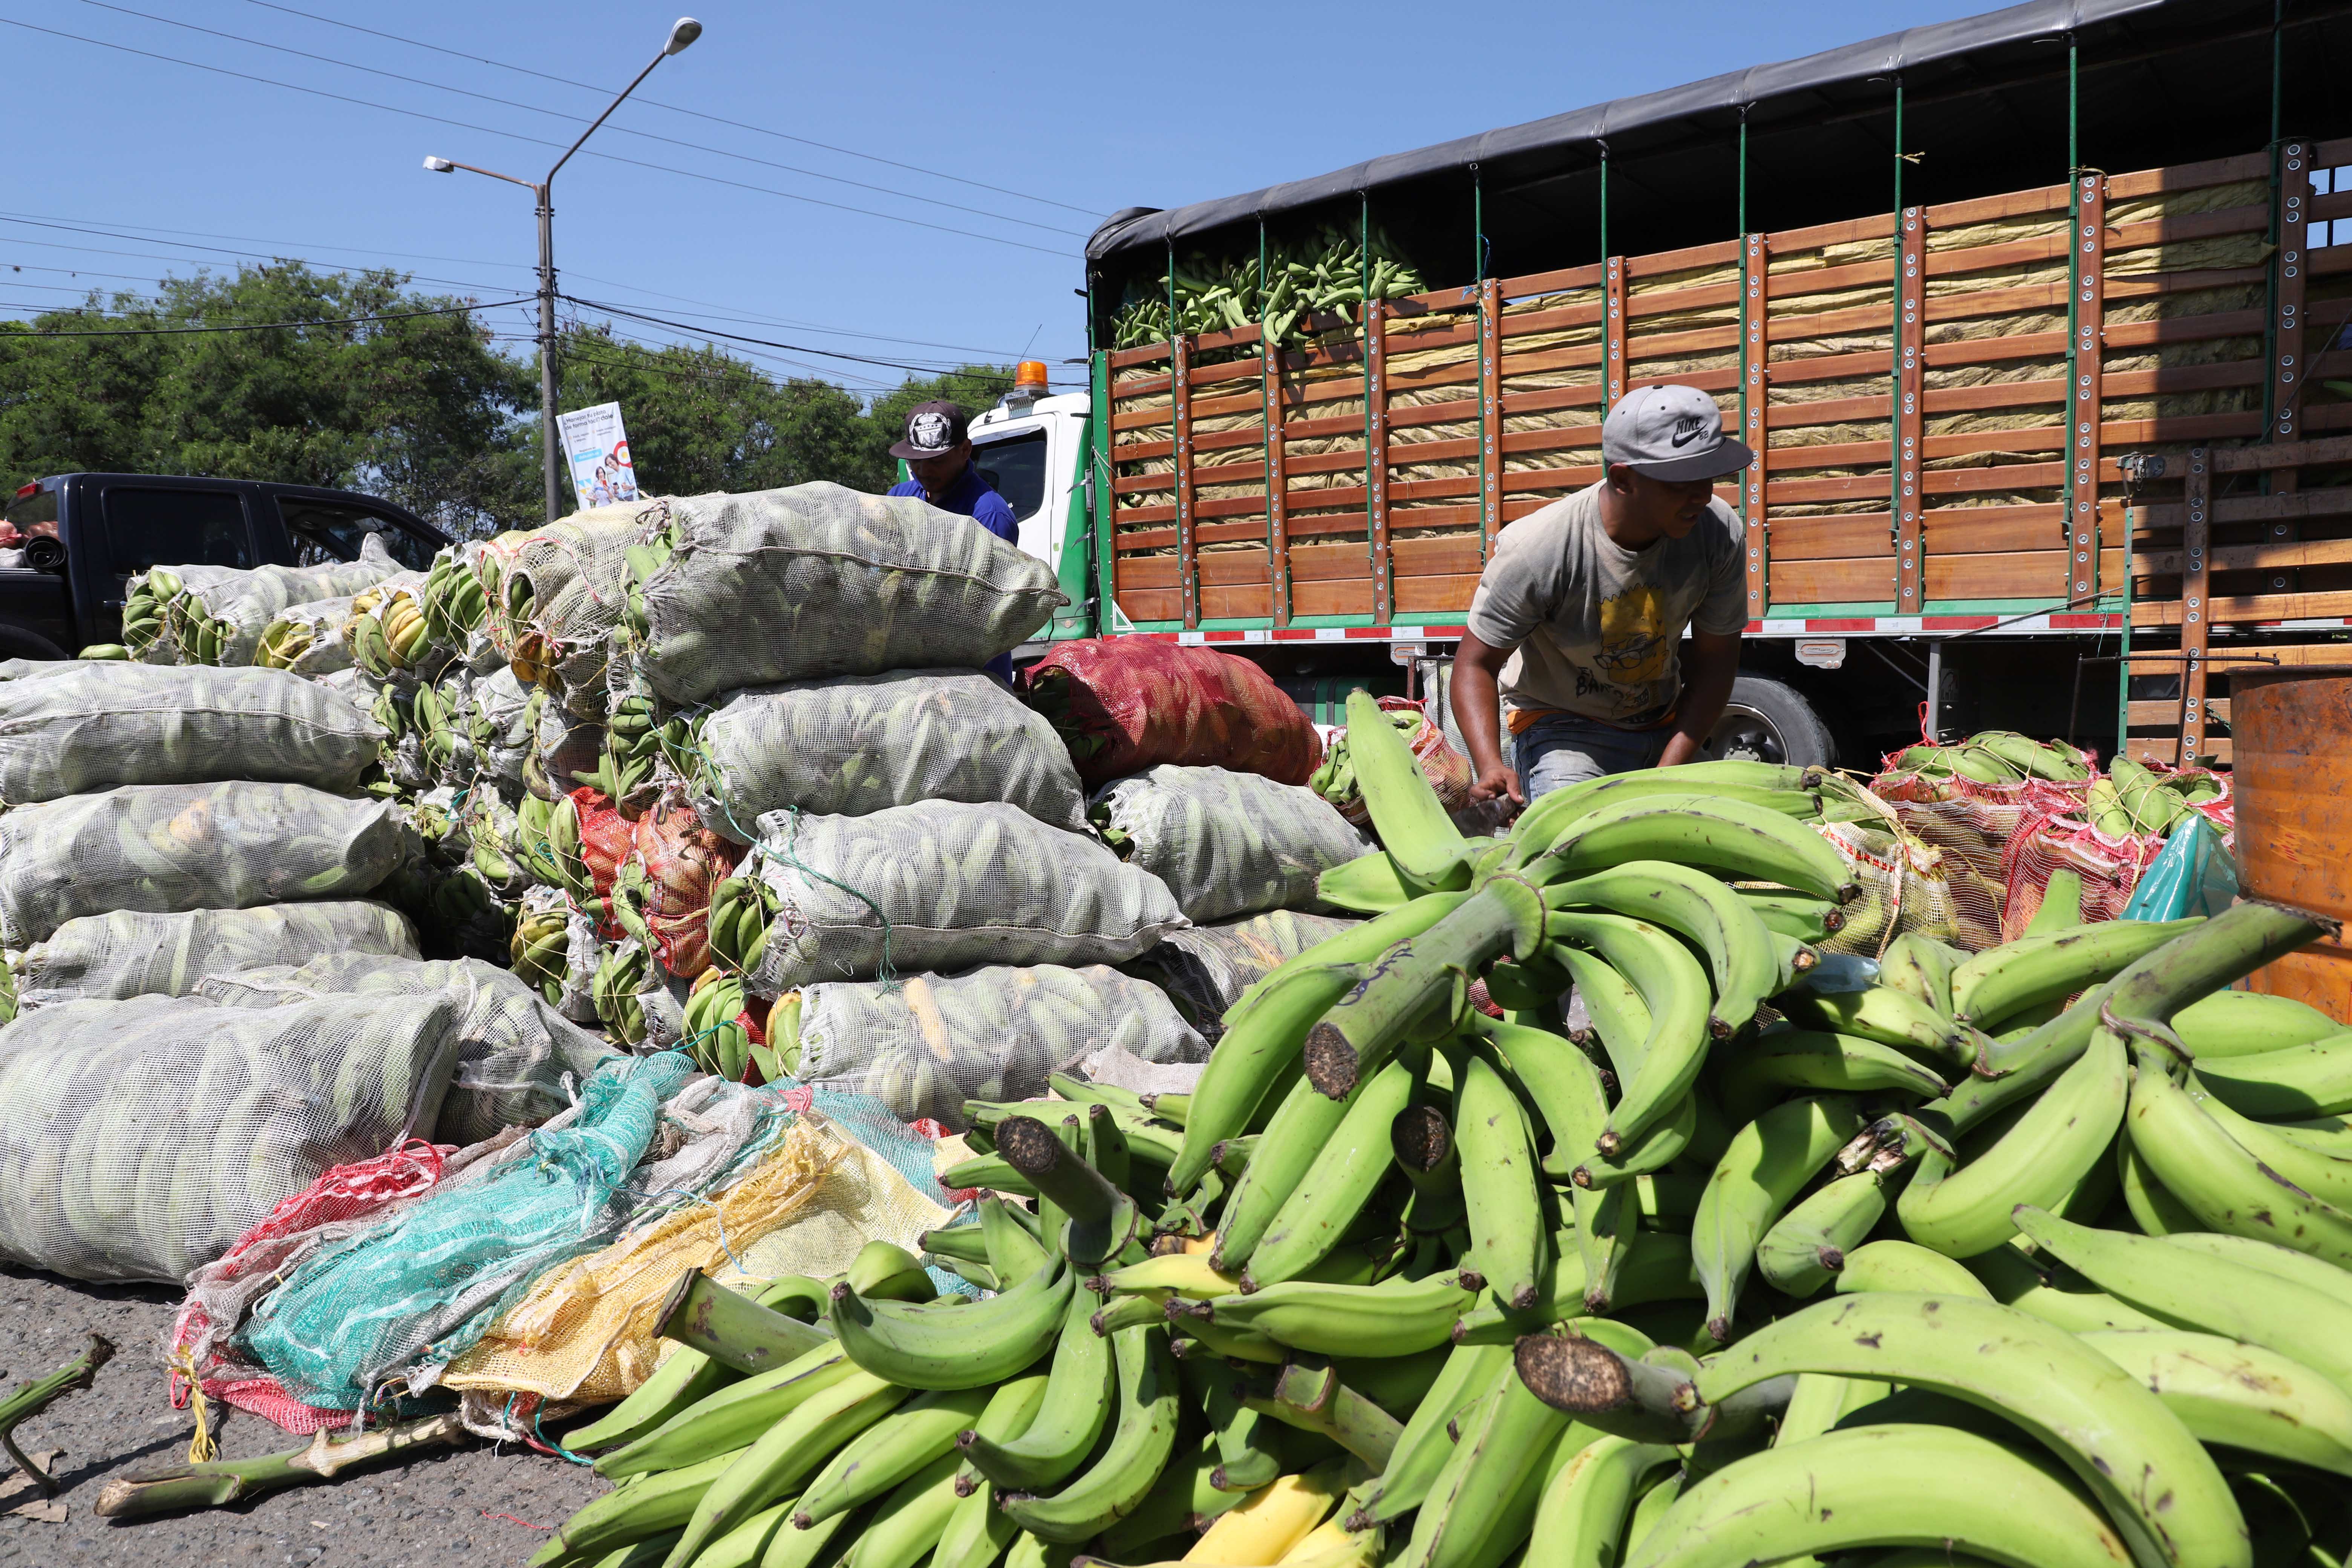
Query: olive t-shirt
[[1464, 481, 1747, 727]]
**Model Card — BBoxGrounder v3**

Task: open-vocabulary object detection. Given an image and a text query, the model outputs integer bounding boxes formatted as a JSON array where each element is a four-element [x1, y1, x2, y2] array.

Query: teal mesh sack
[[235, 1050, 694, 1409]]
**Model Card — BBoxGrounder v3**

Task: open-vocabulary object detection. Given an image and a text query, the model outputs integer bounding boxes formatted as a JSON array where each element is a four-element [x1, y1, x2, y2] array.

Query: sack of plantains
[[519, 692, 2352, 1568]]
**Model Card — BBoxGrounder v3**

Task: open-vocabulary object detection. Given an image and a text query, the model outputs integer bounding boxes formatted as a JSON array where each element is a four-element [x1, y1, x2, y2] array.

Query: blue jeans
[[1514, 711, 1673, 800]]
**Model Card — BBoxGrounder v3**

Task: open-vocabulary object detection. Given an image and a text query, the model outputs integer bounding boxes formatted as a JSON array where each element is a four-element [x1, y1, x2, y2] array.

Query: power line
[[564, 294, 1026, 381], [0, 211, 1043, 356], [0, 17, 1074, 257], [0, 293, 535, 338], [76, 0, 1086, 239], [240, 0, 1102, 220]]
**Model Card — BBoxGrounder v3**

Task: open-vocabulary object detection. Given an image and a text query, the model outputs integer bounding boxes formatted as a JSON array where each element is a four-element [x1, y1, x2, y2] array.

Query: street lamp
[[426, 17, 703, 521]]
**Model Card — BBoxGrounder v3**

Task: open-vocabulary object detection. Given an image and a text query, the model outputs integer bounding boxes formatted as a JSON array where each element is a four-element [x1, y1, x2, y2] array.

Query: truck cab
[[0, 474, 449, 660], [968, 365, 1102, 648]]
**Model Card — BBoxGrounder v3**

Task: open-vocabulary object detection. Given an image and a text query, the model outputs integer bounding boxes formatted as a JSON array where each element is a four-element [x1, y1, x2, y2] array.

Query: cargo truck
[[976, 0, 2352, 770]]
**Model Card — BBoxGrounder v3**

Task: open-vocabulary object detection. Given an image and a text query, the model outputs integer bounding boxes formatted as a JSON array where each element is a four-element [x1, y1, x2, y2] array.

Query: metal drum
[[2229, 664, 2352, 1021]]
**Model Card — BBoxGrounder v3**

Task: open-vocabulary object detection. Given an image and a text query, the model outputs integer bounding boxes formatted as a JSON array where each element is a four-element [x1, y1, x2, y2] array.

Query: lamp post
[[427, 16, 703, 522]]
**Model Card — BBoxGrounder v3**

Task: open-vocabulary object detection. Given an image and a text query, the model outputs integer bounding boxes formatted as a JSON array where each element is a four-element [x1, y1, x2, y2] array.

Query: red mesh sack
[[615, 790, 747, 978], [1019, 637, 1321, 787], [2000, 807, 2167, 940], [170, 1139, 456, 1435], [569, 785, 635, 899]]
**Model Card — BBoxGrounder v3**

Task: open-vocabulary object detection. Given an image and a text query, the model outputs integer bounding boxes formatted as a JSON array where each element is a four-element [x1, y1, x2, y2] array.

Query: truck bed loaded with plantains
[[385, 691, 2352, 1568]]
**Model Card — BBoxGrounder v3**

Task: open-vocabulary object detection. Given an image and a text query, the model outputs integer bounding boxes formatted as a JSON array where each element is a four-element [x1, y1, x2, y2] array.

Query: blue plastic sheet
[[2121, 815, 2239, 923]]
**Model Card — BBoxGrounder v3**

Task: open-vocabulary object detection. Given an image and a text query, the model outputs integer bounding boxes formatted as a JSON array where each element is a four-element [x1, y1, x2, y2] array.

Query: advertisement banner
[[557, 402, 639, 509]]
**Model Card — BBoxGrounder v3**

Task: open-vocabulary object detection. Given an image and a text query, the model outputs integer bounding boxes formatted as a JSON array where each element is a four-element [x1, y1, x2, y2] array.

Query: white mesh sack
[[467, 666, 534, 796], [0, 662, 386, 802], [789, 964, 1208, 1129], [743, 799, 1187, 996], [0, 987, 466, 1282], [1122, 908, 1363, 1037], [0, 658, 110, 681], [529, 697, 605, 801], [13, 900, 419, 1011], [263, 595, 358, 677], [179, 534, 400, 666], [499, 507, 641, 716], [1091, 764, 1370, 923], [628, 483, 1066, 707], [196, 953, 621, 1147], [0, 781, 411, 947], [676, 669, 1087, 840]]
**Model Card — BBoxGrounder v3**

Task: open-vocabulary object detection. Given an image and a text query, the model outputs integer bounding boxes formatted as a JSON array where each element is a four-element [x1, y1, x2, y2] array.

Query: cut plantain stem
[[0, 1334, 112, 1495], [93, 1412, 465, 1520]]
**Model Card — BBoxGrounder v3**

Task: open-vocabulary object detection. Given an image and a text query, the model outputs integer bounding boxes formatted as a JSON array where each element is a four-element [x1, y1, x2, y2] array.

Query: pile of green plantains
[[1109, 228, 1427, 352], [531, 692, 2352, 1568]]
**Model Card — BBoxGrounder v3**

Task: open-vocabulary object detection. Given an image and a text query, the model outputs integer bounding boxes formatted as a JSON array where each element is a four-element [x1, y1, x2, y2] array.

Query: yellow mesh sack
[[441, 1114, 847, 1404]]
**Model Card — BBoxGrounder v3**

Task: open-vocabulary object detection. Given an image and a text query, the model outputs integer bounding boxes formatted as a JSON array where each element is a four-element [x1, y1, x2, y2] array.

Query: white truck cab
[[966, 363, 1102, 645]]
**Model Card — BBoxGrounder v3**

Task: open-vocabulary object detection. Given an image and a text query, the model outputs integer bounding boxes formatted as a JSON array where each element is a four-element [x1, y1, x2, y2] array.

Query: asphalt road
[[0, 1264, 611, 1568]]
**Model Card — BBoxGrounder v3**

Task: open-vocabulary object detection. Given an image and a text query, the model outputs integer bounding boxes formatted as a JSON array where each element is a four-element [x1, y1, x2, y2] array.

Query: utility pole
[[426, 17, 703, 522]]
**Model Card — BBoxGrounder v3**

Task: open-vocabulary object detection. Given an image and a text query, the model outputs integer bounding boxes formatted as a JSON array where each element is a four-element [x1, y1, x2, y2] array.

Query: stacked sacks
[[164, 535, 403, 667], [529, 694, 2352, 1568]]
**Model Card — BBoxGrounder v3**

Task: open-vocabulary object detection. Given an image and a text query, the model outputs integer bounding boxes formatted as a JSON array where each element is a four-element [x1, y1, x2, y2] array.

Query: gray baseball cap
[[1600, 384, 1755, 482]]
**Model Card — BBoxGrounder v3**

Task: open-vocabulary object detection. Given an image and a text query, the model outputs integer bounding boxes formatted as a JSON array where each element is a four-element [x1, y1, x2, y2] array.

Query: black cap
[[890, 400, 970, 461]]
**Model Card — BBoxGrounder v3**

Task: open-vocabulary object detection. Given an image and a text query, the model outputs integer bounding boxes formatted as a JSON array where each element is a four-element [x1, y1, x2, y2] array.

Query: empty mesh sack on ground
[[0, 781, 410, 946], [196, 952, 620, 1148], [0, 987, 467, 1282], [787, 964, 1208, 1128], [11, 900, 418, 1011], [0, 662, 385, 802], [1123, 908, 1363, 1035], [626, 483, 1065, 706], [1091, 763, 1368, 923], [741, 799, 1187, 995], [672, 669, 1087, 838]]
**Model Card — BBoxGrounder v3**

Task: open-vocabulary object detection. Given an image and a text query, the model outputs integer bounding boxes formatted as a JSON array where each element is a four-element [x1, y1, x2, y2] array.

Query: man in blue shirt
[[887, 399, 1020, 679]]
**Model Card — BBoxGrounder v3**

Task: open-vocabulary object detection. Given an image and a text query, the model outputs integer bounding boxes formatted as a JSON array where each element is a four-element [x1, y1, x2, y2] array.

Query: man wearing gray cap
[[1454, 384, 1754, 808]]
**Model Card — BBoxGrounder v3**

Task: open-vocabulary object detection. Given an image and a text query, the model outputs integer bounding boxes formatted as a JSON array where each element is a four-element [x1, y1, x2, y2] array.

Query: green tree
[[0, 263, 539, 537]]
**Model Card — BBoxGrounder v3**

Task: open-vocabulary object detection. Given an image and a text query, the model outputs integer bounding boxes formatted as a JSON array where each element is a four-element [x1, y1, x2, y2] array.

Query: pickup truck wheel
[[1703, 676, 1836, 769]]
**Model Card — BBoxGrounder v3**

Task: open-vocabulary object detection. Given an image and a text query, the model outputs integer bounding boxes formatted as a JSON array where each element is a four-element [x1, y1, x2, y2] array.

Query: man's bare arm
[[1451, 629, 1522, 805], [1657, 629, 1743, 768]]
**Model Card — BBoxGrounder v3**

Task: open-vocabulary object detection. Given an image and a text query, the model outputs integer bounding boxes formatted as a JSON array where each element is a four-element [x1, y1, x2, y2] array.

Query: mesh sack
[[129, 564, 242, 664], [611, 790, 745, 980], [257, 596, 357, 677], [498, 507, 642, 716], [1809, 812, 2005, 956], [531, 698, 607, 800], [1122, 908, 1362, 1036], [195, 952, 620, 1145], [1311, 695, 1475, 828], [0, 658, 109, 681], [1091, 764, 1369, 924], [234, 1057, 785, 1409], [1867, 766, 2088, 888], [628, 484, 1066, 708], [1019, 638, 1323, 787], [171, 1137, 492, 1435], [0, 781, 411, 947], [1999, 813, 2165, 939], [0, 987, 467, 1282], [178, 535, 400, 666], [0, 662, 385, 802], [12, 900, 418, 1011], [735, 1103, 956, 1283], [675, 669, 1088, 841], [466, 666, 534, 796], [789, 963, 1209, 1129], [439, 1113, 845, 1404], [741, 800, 1188, 995]]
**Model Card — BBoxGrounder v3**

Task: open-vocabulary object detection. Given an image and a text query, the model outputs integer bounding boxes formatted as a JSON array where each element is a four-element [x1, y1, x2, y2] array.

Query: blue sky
[[4, 0, 1982, 400]]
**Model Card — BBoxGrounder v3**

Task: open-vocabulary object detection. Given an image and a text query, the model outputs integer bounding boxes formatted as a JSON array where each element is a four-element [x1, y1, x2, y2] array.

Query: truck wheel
[[1703, 676, 1837, 769]]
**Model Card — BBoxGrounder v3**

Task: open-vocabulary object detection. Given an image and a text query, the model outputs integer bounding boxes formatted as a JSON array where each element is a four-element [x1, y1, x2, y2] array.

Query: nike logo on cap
[[1670, 414, 1707, 447]]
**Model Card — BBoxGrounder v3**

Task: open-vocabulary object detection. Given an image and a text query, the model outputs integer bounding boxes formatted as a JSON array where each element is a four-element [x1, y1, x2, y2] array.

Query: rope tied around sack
[[168, 1347, 219, 1464], [776, 805, 897, 991]]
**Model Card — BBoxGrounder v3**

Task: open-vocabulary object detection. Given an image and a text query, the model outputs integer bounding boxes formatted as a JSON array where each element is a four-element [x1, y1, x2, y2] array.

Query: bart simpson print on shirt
[[1591, 583, 1672, 686]]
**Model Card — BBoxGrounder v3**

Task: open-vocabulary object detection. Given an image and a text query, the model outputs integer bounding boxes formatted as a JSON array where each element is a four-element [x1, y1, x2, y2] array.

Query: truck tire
[[1704, 676, 1837, 769]]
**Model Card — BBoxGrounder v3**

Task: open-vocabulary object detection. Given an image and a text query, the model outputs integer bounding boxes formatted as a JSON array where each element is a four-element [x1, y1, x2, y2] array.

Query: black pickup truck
[[0, 473, 451, 659]]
